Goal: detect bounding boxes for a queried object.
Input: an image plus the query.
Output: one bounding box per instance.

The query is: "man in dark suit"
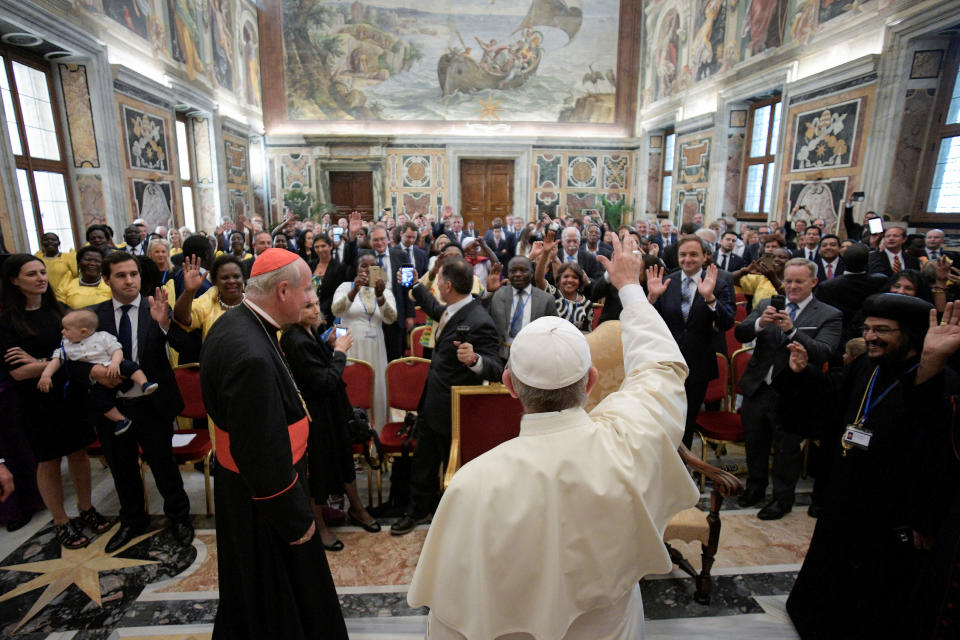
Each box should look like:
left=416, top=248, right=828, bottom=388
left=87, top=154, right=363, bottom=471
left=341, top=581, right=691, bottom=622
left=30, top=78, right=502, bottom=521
left=660, top=222, right=696, bottom=271
left=557, top=226, right=603, bottom=280
left=651, top=220, right=678, bottom=252
left=240, top=230, right=273, bottom=279
left=485, top=256, right=557, bottom=360
left=366, top=224, right=412, bottom=361
left=483, top=218, right=514, bottom=264
left=716, top=231, right=747, bottom=273
left=648, top=237, right=736, bottom=447
left=814, top=234, right=845, bottom=283
left=583, top=223, right=613, bottom=259
left=793, top=226, right=822, bottom=261
left=90, top=252, right=192, bottom=552
left=815, top=243, right=887, bottom=346
left=742, top=225, right=771, bottom=263
left=868, top=226, right=919, bottom=276
left=734, top=257, right=842, bottom=520
left=391, top=258, right=504, bottom=535
left=444, top=215, right=469, bottom=246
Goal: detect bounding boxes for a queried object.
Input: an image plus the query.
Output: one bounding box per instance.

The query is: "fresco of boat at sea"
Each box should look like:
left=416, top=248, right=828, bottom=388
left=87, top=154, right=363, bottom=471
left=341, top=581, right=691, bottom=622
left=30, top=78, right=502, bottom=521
left=437, top=0, right=582, bottom=96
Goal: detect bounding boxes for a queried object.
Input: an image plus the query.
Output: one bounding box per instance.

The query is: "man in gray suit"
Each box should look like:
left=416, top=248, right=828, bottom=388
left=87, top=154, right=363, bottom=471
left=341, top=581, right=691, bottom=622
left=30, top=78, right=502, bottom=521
left=486, top=256, right=557, bottom=360
left=734, top=258, right=842, bottom=520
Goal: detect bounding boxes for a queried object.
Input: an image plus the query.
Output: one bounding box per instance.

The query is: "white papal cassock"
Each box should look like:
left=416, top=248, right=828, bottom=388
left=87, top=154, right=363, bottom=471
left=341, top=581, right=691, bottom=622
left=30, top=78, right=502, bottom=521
left=407, top=284, right=700, bottom=639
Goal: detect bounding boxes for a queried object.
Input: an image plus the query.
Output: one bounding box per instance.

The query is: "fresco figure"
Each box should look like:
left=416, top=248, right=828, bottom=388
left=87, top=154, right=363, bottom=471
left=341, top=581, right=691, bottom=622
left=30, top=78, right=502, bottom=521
left=211, top=0, right=235, bottom=91
left=655, top=9, right=680, bottom=100
left=741, top=0, right=787, bottom=57
left=168, top=0, right=205, bottom=81
left=243, top=23, right=262, bottom=107
left=103, top=0, right=149, bottom=39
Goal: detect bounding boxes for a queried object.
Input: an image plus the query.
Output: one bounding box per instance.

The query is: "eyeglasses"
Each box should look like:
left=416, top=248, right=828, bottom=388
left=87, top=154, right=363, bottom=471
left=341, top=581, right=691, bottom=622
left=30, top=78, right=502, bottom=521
left=860, top=325, right=900, bottom=338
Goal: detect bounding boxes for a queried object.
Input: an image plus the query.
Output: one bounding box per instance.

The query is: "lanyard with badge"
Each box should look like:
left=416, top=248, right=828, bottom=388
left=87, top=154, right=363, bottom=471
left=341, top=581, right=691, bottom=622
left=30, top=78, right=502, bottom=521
left=353, top=283, right=380, bottom=340
left=842, top=363, right=920, bottom=454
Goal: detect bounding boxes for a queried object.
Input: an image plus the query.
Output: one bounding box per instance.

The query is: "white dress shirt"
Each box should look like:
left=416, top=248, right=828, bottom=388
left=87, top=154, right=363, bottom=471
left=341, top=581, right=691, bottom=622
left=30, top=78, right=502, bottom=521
left=756, top=293, right=814, bottom=384
left=884, top=248, right=906, bottom=270
left=56, top=331, right=123, bottom=366
left=821, top=258, right=839, bottom=279
left=112, top=296, right=142, bottom=362
left=432, top=291, right=484, bottom=375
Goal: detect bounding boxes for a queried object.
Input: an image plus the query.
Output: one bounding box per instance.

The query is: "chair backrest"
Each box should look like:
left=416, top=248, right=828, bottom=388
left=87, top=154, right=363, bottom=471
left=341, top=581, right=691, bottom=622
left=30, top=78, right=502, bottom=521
left=344, top=358, right=376, bottom=424
left=735, top=301, right=748, bottom=322
left=704, top=353, right=730, bottom=405
left=173, top=364, right=207, bottom=420
left=444, top=384, right=524, bottom=488
left=731, top=347, right=754, bottom=395
left=386, top=357, right=431, bottom=412
left=414, top=306, right=427, bottom=325
left=725, top=326, right=741, bottom=358
left=410, top=326, right=427, bottom=358
left=592, top=303, right=603, bottom=330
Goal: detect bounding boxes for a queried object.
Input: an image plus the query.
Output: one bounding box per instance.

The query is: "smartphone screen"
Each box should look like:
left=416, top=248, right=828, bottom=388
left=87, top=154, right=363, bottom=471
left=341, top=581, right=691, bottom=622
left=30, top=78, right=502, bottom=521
left=867, top=218, right=883, bottom=234
left=401, top=266, right=415, bottom=287
left=335, top=327, right=348, bottom=337
left=332, top=227, right=343, bottom=240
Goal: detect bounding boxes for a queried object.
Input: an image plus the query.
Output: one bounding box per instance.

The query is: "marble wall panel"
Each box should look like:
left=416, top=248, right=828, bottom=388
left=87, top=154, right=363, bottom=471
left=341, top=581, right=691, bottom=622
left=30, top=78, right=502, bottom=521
left=59, top=64, right=100, bottom=168
left=886, top=88, right=937, bottom=218
left=723, top=133, right=744, bottom=216
left=76, top=174, right=107, bottom=227
left=192, top=118, right=213, bottom=184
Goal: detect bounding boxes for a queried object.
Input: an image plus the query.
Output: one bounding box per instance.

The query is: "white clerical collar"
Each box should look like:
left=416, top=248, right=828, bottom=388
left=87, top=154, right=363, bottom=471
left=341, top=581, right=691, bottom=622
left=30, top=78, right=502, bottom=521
left=243, top=298, right=281, bottom=328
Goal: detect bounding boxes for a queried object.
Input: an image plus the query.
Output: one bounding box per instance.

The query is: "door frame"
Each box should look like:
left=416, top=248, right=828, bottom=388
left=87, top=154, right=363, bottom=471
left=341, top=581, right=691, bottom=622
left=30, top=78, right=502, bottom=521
left=448, top=145, right=529, bottom=222
left=316, top=160, right=384, bottom=219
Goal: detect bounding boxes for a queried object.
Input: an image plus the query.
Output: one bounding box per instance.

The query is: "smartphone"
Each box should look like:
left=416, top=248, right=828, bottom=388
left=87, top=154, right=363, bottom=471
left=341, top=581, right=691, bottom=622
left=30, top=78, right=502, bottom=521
left=852, top=191, right=865, bottom=202
left=400, top=266, right=415, bottom=287
left=335, top=326, right=348, bottom=338
left=455, top=325, right=470, bottom=344
left=770, top=294, right=786, bottom=312
left=367, top=265, right=385, bottom=284
left=867, top=218, right=883, bottom=234
left=332, top=227, right=344, bottom=240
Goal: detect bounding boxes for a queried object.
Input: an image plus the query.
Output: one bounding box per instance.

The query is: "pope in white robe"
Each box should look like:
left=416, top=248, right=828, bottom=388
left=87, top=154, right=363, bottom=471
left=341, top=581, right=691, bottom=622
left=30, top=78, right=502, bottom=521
left=407, top=237, right=700, bottom=639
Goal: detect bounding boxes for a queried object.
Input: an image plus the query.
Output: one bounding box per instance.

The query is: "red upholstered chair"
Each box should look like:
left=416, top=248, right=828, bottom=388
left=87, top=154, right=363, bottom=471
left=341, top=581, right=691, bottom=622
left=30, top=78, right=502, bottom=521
left=734, top=301, right=748, bottom=323
left=725, top=326, right=742, bottom=359
left=693, top=347, right=753, bottom=489
left=591, top=303, right=604, bottom=330
left=703, top=353, right=730, bottom=410
left=171, top=364, right=214, bottom=514
left=343, top=358, right=377, bottom=504
left=443, top=384, right=524, bottom=489
left=414, top=306, right=428, bottom=326
left=410, top=326, right=428, bottom=359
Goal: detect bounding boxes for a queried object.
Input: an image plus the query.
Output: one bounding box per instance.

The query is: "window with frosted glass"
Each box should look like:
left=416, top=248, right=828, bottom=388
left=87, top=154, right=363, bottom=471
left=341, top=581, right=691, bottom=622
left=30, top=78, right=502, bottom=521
left=741, top=97, right=782, bottom=217
left=177, top=114, right=196, bottom=231
left=1, top=50, right=77, bottom=250
left=659, top=131, right=675, bottom=215
left=922, top=42, right=960, bottom=220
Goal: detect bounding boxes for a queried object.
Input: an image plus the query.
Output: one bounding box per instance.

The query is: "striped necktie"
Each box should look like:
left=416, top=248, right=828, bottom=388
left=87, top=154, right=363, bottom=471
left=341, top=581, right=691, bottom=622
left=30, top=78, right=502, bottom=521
left=681, top=277, right=694, bottom=321
left=892, top=255, right=901, bottom=274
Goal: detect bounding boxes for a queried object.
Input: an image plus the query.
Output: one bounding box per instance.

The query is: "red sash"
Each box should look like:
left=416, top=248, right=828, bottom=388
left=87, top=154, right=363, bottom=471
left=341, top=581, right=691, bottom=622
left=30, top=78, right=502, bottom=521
left=214, top=416, right=309, bottom=476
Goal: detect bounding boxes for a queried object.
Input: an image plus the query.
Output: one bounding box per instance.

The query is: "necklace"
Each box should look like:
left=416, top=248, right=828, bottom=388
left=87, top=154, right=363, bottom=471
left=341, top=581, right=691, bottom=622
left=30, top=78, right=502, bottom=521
left=79, top=277, right=102, bottom=287
left=219, top=294, right=244, bottom=310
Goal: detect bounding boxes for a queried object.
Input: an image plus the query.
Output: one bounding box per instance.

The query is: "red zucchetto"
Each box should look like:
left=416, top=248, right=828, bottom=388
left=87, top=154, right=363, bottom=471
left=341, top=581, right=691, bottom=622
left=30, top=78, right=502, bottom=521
left=249, top=248, right=298, bottom=278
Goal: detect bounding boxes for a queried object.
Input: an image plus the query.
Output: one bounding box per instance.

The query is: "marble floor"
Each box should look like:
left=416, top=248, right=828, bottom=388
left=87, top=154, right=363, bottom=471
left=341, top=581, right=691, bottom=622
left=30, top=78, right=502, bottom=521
left=0, top=444, right=811, bottom=639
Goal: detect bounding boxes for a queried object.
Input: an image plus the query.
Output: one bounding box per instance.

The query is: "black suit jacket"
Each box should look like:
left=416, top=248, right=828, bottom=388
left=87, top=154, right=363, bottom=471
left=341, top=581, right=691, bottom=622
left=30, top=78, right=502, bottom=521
left=653, top=271, right=736, bottom=380
left=742, top=242, right=762, bottom=263
left=411, top=285, right=504, bottom=435
left=715, top=251, right=746, bottom=273
left=868, top=250, right=920, bottom=277
left=734, top=297, right=842, bottom=398
left=316, top=259, right=349, bottom=325
left=814, top=271, right=888, bottom=344
left=92, top=297, right=183, bottom=420
left=793, top=247, right=820, bottom=261
left=814, top=256, right=846, bottom=283
left=483, top=230, right=514, bottom=263
left=564, top=248, right=603, bottom=280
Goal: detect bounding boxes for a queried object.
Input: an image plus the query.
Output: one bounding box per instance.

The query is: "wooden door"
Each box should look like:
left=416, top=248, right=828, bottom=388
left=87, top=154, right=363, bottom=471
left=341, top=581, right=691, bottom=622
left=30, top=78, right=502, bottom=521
left=329, top=171, right=373, bottom=219
left=459, top=159, right=513, bottom=232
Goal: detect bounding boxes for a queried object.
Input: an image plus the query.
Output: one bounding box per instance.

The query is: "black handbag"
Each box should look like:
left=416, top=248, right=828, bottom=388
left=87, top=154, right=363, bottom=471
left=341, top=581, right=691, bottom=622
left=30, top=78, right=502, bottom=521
left=347, top=408, right=384, bottom=471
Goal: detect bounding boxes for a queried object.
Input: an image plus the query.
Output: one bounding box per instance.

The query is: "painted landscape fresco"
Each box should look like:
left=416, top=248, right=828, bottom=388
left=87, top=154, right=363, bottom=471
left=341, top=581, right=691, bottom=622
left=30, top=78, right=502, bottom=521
left=281, top=0, right=620, bottom=123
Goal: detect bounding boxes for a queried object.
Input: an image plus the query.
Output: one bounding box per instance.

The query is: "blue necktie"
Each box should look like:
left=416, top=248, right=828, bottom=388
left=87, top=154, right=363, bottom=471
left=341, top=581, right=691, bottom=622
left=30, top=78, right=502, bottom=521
left=377, top=253, right=385, bottom=268
left=509, top=291, right=526, bottom=338
left=118, top=304, right=133, bottom=362
left=681, top=277, right=694, bottom=321
left=788, top=302, right=799, bottom=323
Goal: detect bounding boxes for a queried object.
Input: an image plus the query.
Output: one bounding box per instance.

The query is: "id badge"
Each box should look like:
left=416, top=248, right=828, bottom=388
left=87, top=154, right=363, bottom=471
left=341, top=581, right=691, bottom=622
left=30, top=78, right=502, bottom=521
left=842, top=425, right=872, bottom=450
left=364, top=328, right=378, bottom=339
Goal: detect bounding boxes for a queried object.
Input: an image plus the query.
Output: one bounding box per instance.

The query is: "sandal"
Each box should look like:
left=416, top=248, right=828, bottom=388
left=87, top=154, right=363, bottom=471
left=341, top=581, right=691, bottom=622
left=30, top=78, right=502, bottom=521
left=78, top=507, right=114, bottom=534
left=55, top=521, right=90, bottom=549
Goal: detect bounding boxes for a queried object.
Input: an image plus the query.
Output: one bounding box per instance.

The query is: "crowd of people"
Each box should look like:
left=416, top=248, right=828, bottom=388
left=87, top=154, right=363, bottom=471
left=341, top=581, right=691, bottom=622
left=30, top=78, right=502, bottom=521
left=1, top=202, right=960, bottom=638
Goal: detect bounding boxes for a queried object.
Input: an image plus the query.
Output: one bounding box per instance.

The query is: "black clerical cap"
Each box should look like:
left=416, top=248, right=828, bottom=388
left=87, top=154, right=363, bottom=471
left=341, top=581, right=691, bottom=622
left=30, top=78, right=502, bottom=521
left=862, top=293, right=934, bottom=331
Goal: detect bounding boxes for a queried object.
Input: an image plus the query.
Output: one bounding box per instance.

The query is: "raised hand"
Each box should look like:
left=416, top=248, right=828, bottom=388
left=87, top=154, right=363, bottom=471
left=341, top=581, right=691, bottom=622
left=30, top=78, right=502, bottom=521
left=698, top=264, right=718, bottom=300
left=597, top=234, right=641, bottom=290
left=787, top=341, right=808, bottom=373
left=182, top=255, right=205, bottom=293
left=529, top=240, right=544, bottom=261
left=149, top=286, right=171, bottom=331
left=487, top=262, right=503, bottom=292
left=645, top=265, right=669, bottom=300
left=541, top=230, right=558, bottom=256
left=374, top=277, right=386, bottom=298
left=923, top=301, right=960, bottom=360
left=349, top=211, right=363, bottom=237
left=934, top=256, right=952, bottom=285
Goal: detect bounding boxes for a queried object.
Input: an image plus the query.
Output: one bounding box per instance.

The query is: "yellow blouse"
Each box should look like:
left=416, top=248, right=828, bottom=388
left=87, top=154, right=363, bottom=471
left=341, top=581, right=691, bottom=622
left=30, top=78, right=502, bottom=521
left=736, top=274, right=779, bottom=305
left=175, top=286, right=232, bottom=340
left=55, top=278, right=112, bottom=309
left=35, top=250, right=77, bottom=294
left=171, top=247, right=183, bottom=256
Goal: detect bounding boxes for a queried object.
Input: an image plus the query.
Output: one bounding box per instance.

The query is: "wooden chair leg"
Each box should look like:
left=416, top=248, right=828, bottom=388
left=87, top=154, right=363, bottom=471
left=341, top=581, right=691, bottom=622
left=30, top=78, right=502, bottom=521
left=695, top=491, right=724, bottom=604
left=665, top=542, right=698, bottom=580
left=204, top=452, right=213, bottom=515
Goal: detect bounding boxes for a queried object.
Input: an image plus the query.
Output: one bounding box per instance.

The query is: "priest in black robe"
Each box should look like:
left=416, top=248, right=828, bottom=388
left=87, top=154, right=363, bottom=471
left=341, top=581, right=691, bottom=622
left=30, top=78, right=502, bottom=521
left=776, top=294, right=960, bottom=639
left=200, top=249, right=348, bottom=640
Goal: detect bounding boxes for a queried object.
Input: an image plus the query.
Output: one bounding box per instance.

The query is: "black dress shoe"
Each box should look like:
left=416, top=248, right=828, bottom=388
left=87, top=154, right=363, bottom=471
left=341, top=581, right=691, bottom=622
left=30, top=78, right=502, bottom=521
left=390, top=514, right=430, bottom=536
left=105, top=521, right=150, bottom=553
left=807, top=504, right=823, bottom=518
left=737, top=488, right=765, bottom=508
left=171, top=520, right=194, bottom=547
left=758, top=499, right=793, bottom=521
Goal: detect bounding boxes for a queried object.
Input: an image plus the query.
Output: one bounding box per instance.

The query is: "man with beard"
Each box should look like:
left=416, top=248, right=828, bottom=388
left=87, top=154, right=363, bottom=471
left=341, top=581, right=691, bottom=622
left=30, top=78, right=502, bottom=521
left=778, top=294, right=960, bottom=639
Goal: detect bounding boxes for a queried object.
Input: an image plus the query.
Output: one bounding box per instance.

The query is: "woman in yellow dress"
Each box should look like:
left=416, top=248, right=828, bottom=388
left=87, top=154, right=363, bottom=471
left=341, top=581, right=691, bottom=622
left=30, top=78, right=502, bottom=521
left=168, top=227, right=184, bottom=257
left=173, top=254, right=245, bottom=341
left=35, top=232, right=76, bottom=294
left=55, top=246, right=111, bottom=309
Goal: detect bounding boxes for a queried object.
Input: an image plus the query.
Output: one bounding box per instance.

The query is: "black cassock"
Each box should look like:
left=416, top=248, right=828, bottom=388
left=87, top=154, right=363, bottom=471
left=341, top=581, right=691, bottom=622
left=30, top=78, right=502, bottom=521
left=775, top=354, right=956, bottom=639
left=200, top=304, right=348, bottom=640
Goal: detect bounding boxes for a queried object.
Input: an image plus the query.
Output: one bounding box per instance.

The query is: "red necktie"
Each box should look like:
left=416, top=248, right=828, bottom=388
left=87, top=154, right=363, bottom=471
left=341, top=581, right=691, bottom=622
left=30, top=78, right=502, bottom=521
left=892, top=255, right=901, bottom=274
left=826, top=264, right=833, bottom=279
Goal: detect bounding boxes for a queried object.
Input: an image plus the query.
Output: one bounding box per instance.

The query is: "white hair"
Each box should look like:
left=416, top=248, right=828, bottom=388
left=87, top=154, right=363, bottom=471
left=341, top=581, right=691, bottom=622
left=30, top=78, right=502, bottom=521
left=695, top=228, right=717, bottom=244
left=562, top=226, right=581, bottom=241
left=245, top=261, right=303, bottom=298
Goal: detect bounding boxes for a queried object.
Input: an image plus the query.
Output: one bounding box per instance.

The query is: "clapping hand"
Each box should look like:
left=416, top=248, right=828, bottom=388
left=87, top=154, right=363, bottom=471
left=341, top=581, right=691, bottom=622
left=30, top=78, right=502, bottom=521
left=149, top=286, right=171, bottom=331
left=787, top=341, right=808, bottom=373
left=698, top=264, right=718, bottom=300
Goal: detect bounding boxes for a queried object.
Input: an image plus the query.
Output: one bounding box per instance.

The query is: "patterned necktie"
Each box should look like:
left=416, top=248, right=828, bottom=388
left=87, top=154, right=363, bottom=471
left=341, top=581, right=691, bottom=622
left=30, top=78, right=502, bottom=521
left=892, top=255, right=901, bottom=274
left=681, top=277, right=694, bottom=321
left=509, top=291, right=526, bottom=338
left=788, top=302, right=799, bottom=323
left=826, top=263, right=834, bottom=279
left=118, top=304, right=133, bottom=361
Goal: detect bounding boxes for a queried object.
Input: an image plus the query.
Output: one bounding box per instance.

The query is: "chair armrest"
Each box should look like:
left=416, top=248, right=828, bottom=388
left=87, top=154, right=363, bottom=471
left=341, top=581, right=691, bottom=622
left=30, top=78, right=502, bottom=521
left=677, top=444, right=744, bottom=500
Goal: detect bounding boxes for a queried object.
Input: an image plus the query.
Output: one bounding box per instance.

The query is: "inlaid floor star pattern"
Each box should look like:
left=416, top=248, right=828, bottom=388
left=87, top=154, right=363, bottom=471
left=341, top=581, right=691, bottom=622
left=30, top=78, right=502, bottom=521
left=0, top=523, right=160, bottom=632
